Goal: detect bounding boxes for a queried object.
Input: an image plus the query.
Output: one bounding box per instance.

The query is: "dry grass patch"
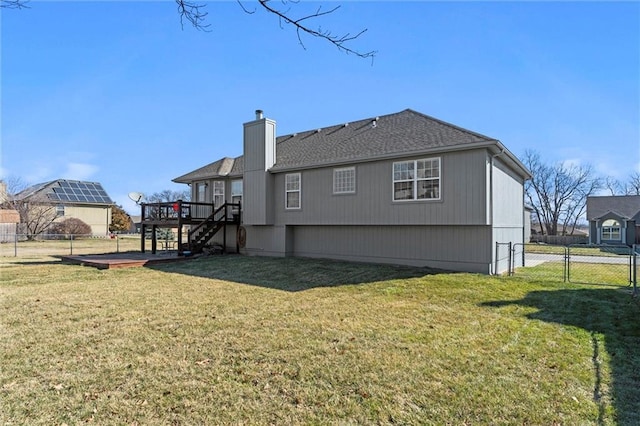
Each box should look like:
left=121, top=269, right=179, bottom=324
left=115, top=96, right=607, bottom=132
left=1, top=255, right=639, bottom=424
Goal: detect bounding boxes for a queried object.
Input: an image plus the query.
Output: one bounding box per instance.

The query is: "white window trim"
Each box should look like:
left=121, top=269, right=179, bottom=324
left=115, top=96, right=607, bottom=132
left=285, top=173, right=301, bottom=210
left=333, top=166, right=356, bottom=194
left=392, top=157, right=441, bottom=202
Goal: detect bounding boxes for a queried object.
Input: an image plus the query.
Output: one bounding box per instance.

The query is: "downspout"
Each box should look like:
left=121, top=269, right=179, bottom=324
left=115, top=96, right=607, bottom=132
left=489, top=147, right=505, bottom=274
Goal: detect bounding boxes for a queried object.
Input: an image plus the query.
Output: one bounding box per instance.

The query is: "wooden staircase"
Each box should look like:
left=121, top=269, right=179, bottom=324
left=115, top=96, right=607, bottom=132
left=187, top=203, right=239, bottom=254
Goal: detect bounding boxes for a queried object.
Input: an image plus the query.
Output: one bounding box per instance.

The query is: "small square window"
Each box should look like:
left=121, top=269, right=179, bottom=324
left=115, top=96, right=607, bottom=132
left=333, top=167, right=356, bottom=194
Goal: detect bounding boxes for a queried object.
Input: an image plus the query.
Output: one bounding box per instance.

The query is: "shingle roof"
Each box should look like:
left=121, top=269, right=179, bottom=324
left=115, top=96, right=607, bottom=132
left=587, top=195, right=640, bottom=221
left=173, top=156, right=243, bottom=183
left=270, top=109, right=496, bottom=171
left=14, top=180, right=113, bottom=205
left=173, top=109, right=529, bottom=182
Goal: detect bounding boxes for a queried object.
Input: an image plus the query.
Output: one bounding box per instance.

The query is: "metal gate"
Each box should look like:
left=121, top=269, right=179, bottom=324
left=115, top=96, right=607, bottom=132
left=507, top=243, right=638, bottom=295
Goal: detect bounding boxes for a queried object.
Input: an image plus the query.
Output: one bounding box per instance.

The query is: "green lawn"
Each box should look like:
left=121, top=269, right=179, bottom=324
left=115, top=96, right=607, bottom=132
left=1, top=255, right=639, bottom=425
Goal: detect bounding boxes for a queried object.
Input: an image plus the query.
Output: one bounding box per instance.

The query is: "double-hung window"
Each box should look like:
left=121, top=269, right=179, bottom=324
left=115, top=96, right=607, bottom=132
left=231, top=180, right=243, bottom=205
left=285, top=173, right=301, bottom=209
left=393, top=157, right=440, bottom=201
left=333, top=167, right=356, bottom=194
left=196, top=182, right=206, bottom=202
left=213, top=181, right=225, bottom=208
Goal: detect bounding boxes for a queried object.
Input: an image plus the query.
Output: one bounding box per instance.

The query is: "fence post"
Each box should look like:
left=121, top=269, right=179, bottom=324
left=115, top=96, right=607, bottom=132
left=564, top=246, right=569, bottom=283
left=508, top=241, right=514, bottom=276
left=14, top=233, right=18, bottom=257
left=633, top=245, right=638, bottom=297
left=70, top=234, right=73, bottom=255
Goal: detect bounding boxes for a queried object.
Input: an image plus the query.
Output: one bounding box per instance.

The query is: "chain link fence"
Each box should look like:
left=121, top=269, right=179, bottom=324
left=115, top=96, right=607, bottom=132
left=508, top=243, right=638, bottom=292
left=0, top=234, right=147, bottom=257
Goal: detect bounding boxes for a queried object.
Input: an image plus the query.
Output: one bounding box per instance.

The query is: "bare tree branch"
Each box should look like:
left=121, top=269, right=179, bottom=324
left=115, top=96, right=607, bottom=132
left=175, top=0, right=211, bottom=31
left=235, top=0, right=256, bottom=15
left=256, top=0, right=377, bottom=61
left=0, top=0, right=29, bottom=9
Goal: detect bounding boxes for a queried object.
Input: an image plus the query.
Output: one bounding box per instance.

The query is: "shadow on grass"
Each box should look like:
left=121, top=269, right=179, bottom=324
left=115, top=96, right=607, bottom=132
left=146, top=254, right=446, bottom=292
left=482, top=288, right=640, bottom=425
left=0, top=257, right=66, bottom=267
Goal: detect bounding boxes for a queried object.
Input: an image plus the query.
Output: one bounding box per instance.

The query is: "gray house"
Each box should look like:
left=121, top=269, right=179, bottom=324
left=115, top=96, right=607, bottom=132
left=587, top=195, right=640, bottom=246
left=173, top=109, right=531, bottom=274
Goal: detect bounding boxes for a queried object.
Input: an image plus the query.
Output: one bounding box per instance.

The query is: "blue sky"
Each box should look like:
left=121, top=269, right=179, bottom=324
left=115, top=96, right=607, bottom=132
left=2, top=1, right=639, bottom=214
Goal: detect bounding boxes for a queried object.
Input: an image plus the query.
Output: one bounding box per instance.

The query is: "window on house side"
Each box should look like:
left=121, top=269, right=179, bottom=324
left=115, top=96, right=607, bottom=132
left=285, top=173, right=301, bottom=209
left=56, top=204, right=65, bottom=217
left=213, top=181, right=225, bottom=208
left=393, top=158, right=440, bottom=201
left=333, top=167, right=356, bottom=194
left=231, top=180, right=243, bottom=205
left=196, top=182, right=206, bottom=202
left=601, top=219, right=621, bottom=240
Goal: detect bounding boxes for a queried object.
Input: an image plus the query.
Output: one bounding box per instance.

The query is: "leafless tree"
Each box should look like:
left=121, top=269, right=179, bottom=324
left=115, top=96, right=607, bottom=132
left=4, top=0, right=376, bottom=60
left=147, top=189, right=191, bottom=203
left=1, top=177, right=60, bottom=240
left=625, top=171, right=640, bottom=195
left=604, top=176, right=623, bottom=196
left=602, top=172, right=640, bottom=196
left=523, top=150, right=602, bottom=236
left=13, top=195, right=59, bottom=240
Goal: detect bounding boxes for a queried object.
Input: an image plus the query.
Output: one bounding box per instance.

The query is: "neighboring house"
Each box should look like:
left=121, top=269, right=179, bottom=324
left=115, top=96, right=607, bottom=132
left=173, top=109, right=531, bottom=274
left=130, top=215, right=142, bottom=233
left=0, top=209, right=20, bottom=242
left=587, top=195, right=640, bottom=245
left=13, top=179, right=114, bottom=236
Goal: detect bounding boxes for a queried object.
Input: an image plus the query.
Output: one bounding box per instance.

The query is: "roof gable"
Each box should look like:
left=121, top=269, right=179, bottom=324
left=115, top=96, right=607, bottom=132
left=174, top=157, right=242, bottom=183
left=587, top=195, right=640, bottom=221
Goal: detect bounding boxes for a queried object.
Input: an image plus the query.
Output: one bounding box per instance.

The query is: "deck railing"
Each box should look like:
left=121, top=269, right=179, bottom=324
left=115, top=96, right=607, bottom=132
left=141, top=200, right=236, bottom=222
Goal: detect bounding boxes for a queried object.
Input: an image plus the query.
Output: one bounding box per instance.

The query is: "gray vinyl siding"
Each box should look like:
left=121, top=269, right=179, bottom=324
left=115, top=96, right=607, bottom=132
left=490, top=157, right=526, bottom=273
left=272, top=149, right=489, bottom=226
left=243, top=225, right=293, bottom=257
left=491, top=157, right=525, bottom=227
left=243, top=118, right=276, bottom=225
left=246, top=224, right=492, bottom=273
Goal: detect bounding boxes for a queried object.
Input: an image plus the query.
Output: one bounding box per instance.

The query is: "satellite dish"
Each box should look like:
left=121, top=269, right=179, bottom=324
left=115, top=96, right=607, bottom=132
left=128, top=191, right=145, bottom=205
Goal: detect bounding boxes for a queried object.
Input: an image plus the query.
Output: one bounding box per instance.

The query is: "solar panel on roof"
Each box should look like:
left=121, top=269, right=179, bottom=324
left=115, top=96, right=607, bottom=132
left=45, top=181, right=113, bottom=204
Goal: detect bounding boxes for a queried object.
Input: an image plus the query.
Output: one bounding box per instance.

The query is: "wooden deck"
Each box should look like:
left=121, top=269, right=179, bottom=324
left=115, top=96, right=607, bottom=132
left=62, top=251, right=192, bottom=270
